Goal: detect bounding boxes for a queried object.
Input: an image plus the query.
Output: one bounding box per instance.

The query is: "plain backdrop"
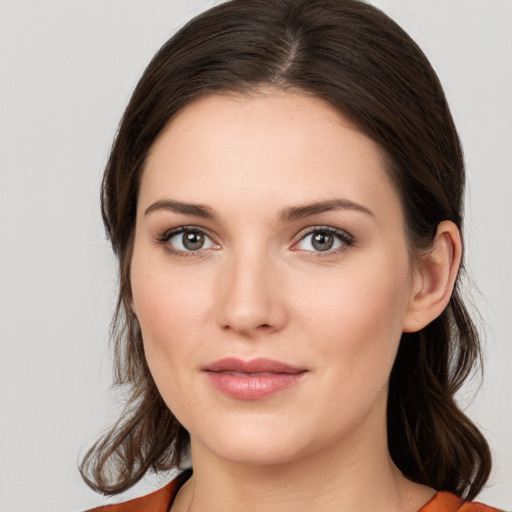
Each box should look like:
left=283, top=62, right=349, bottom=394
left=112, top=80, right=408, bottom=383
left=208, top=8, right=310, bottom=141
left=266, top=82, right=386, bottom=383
left=0, top=1, right=511, bottom=511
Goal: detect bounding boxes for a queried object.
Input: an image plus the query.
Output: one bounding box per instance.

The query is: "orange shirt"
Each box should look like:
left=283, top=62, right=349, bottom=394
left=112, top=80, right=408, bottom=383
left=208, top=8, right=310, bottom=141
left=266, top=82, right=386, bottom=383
left=85, top=472, right=504, bottom=512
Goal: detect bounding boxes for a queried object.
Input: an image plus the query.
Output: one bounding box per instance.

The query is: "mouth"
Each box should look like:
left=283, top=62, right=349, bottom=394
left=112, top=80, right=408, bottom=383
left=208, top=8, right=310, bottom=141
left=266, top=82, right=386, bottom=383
left=202, top=358, right=308, bottom=400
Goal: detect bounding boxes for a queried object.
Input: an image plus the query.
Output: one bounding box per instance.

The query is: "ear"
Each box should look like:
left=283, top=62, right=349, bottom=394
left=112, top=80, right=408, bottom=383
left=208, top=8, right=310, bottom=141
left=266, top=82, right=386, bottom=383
left=402, top=220, right=462, bottom=333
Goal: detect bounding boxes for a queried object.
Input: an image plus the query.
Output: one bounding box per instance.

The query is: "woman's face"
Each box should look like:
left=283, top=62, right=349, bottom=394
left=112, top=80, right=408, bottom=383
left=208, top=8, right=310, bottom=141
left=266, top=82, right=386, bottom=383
left=131, top=91, right=420, bottom=466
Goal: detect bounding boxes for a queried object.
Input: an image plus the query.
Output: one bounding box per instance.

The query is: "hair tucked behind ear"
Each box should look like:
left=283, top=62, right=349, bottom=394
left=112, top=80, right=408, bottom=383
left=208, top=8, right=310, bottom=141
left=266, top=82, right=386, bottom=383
left=80, top=0, right=491, bottom=498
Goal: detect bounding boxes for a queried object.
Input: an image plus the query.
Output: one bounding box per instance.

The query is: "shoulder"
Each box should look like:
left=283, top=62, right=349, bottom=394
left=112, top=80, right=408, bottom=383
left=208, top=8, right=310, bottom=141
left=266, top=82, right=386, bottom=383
left=419, top=491, right=505, bottom=512
left=84, top=470, right=192, bottom=512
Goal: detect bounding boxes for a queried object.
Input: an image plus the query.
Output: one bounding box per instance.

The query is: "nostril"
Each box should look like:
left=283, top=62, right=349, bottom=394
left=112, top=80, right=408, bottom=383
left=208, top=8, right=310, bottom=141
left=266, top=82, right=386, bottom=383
left=222, top=322, right=275, bottom=335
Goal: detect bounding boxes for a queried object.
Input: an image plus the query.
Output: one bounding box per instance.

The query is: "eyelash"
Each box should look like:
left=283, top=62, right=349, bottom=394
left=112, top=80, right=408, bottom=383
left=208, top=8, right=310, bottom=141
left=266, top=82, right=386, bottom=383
left=157, top=226, right=219, bottom=258
left=293, top=226, right=354, bottom=257
left=156, top=225, right=355, bottom=258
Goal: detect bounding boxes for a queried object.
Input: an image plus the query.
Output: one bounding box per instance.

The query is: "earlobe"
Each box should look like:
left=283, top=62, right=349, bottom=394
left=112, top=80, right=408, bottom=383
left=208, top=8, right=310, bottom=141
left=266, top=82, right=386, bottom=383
left=402, top=221, right=462, bottom=333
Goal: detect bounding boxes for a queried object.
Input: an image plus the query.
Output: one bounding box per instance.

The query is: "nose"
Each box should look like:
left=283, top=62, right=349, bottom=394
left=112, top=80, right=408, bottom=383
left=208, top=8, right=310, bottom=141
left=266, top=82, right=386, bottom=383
left=216, top=248, right=287, bottom=336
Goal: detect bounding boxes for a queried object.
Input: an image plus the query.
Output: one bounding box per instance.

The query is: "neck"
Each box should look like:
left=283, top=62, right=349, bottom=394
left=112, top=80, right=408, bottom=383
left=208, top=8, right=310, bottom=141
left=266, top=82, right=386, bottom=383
left=172, top=402, right=435, bottom=512
left=186, top=448, right=404, bottom=512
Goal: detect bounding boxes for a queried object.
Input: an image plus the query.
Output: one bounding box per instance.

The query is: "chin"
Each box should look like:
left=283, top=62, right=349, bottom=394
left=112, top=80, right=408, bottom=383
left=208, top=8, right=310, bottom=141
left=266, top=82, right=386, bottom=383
left=190, top=415, right=313, bottom=467
left=210, top=439, right=305, bottom=467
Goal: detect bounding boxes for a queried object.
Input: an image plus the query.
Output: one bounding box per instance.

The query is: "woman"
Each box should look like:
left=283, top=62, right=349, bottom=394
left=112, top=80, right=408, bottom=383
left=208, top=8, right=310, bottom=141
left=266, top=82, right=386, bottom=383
left=81, top=0, right=503, bottom=510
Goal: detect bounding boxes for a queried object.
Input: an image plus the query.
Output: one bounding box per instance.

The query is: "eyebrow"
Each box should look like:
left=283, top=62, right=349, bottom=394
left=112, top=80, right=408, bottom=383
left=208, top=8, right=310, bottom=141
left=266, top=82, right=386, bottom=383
left=144, top=198, right=373, bottom=222
left=144, top=199, right=218, bottom=220
left=278, top=198, right=374, bottom=222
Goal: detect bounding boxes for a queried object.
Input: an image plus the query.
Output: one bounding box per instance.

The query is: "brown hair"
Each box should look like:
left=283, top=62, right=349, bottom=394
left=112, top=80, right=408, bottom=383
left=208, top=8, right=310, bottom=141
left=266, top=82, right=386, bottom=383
left=80, top=0, right=492, bottom=499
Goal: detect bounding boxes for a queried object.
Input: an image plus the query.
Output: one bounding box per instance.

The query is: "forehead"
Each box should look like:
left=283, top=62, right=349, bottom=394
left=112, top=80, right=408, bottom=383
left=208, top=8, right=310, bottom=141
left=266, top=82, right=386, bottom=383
left=140, top=91, right=400, bottom=223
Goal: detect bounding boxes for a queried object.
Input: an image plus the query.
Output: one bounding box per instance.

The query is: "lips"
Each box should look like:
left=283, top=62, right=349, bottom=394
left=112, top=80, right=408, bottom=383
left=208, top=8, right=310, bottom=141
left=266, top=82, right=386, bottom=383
left=202, top=358, right=307, bottom=400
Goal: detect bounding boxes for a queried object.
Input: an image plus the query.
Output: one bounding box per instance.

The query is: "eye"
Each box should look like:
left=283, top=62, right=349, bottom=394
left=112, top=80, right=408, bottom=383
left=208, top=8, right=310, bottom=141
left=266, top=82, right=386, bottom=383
left=160, top=227, right=219, bottom=253
left=293, top=227, right=353, bottom=253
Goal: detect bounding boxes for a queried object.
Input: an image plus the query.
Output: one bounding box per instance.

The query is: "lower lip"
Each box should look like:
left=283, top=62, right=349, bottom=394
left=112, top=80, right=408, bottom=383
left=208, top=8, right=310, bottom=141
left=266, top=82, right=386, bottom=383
left=204, top=371, right=306, bottom=400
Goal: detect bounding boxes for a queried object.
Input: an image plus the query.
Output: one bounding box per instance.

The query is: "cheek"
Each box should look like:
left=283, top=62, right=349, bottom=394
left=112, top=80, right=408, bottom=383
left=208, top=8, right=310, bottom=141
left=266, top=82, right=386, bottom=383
left=298, top=252, right=412, bottom=386
left=133, top=292, right=196, bottom=424
left=133, top=264, right=243, bottom=437
left=131, top=237, right=211, bottom=333
left=130, top=248, right=215, bottom=404
left=300, top=254, right=410, bottom=332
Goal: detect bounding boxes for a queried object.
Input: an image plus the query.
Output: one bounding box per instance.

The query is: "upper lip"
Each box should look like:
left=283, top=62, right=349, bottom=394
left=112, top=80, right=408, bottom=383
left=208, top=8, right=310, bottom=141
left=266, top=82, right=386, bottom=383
left=202, top=357, right=306, bottom=374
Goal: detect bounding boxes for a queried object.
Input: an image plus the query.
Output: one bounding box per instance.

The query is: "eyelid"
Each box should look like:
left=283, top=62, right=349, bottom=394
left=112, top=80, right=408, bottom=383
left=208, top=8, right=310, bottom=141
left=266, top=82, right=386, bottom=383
left=291, top=225, right=354, bottom=253
left=155, top=224, right=353, bottom=256
left=157, top=225, right=221, bottom=254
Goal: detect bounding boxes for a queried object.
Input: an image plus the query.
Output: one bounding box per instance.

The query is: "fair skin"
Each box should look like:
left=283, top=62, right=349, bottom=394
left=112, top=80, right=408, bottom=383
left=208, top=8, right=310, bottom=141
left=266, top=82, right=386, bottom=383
left=130, top=90, right=461, bottom=512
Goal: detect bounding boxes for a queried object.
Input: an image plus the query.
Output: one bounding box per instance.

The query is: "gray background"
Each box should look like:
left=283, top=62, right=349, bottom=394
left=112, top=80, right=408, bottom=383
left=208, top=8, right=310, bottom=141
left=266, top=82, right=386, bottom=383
left=0, top=1, right=510, bottom=511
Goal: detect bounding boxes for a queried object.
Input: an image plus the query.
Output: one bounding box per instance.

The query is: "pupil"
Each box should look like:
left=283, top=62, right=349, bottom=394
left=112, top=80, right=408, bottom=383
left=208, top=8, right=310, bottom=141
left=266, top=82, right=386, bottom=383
left=312, top=232, right=333, bottom=251
left=183, top=231, right=204, bottom=250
